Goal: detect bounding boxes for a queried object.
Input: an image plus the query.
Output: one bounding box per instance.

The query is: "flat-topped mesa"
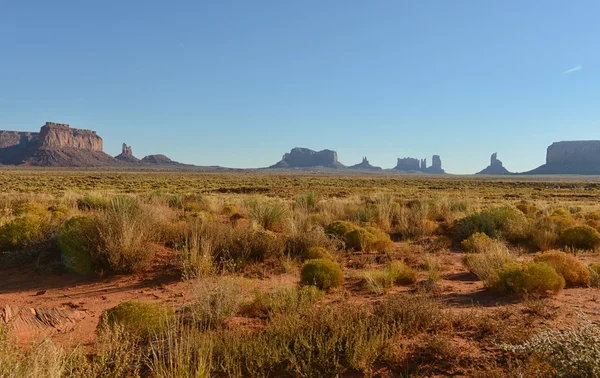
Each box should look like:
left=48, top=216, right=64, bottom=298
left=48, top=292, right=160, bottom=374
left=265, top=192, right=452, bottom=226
left=38, top=122, right=103, bottom=151
left=270, top=147, right=345, bottom=168
left=0, top=131, right=39, bottom=149
left=394, top=157, right=420, bottom=171
left=524, top=140, right=600, bottom=174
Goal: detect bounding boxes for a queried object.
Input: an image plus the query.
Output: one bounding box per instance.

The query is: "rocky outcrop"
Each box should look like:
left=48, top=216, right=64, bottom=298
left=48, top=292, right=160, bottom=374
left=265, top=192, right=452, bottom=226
left=141, top=154, right=187, bottom=166
left=270, top=147, right=345, bottom=168
left=477, top=153, right=512, bottom=175
left=349, top=157, right=382, bottom=170
left=115, top=143, right=140, bottom=162
left=0, top=122, right=118, bottom=166
left=524, top=141, right=600, bottom=174
left=394, top=155, right=445, bottom=174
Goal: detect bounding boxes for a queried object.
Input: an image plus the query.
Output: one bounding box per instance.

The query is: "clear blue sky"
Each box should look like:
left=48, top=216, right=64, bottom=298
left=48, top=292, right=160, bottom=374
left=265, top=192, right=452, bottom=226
left=1, top=1, right=598, bottom=173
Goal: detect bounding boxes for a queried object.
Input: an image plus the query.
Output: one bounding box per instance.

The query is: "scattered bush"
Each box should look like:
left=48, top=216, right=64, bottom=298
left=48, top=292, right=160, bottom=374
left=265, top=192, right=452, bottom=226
left=304, top=246, right=332, bottom=260
left=295, top=191, right=320, bottom=212
left=488, top=262, right=565, bottom=296
left=559, top=225, right=600, bottom=251
left=58, top=216, right=96, bottom=275
left=461, top=232, right=494, bottom=252
left=533, top=250, right=590, bottom=287
left=516, top=203, right=539, bottom=217
left=192, top=277, right=248, bottom=328
left=0, top=216, right=47, bottom=251
left=325, top=220, right=357, bottom=239
left=300, top=258, right=343, bottom=290
left=376, top=294, right=448, bottom=334
left=244, top=286, right=324, bottom=318
left=99, top=300, right=174, bottom=338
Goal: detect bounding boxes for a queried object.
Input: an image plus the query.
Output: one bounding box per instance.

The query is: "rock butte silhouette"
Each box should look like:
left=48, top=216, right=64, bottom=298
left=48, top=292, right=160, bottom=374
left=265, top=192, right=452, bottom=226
left=2, top=122, right=600, bottom=174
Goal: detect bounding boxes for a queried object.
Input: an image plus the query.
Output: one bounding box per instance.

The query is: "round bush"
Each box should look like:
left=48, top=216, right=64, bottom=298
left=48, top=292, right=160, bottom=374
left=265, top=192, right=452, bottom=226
left=559, top=226, right=600, bottom=250
left=454, top=206, right=528, bottom=242
left=461, top=232, right=494, bottom=252
left=0, top=216, right=46, bottom=251
left=489, top=262, right=565, bottom=296
left=588, top=263, right=600, bottom=287
left=304, top=247, right=331, bottom=260
left=98, top=300, right=174, bottom=338
left=300, top=259, right=343, bottom=290
left=534, top=250, right=590, bottom=287
left=325, top=221, right=357, bottom=239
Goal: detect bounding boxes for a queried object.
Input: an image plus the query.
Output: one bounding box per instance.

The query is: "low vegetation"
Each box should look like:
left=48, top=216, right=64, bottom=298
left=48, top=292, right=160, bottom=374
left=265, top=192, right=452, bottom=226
left=2, top=171, right=600, bottom=376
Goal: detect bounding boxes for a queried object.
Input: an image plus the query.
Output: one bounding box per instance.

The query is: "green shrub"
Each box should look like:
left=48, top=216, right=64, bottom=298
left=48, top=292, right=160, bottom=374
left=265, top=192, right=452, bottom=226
left=488, top=262, right=565, bottom=296
left=300, top=259, right=343, bottom=290
left=454, top=206, right=528, bottom=242
left=99, top=300, right=174, bottom=338
left=304, top=246, right=331, bottom=260
left=559, top=225, right=600, bottom=250
left=376, top=294, right=448, bottom=334
left=346, top=226, right=393, bottom=252
left=14, top=202, right=49, bottom=218
left=0, top=216, right=46, bottom=251
left=325, top=220, right=357, bottom=238
left=533, top=250, right=590, bottom=287
left=58, top=216, right=96, bottom=275
left=516, top=203, right=539, bottom=217
left=587, top=263, right=600, bottom=288
left=461, top=232, right=494, bottom=252
left=77, top=194, right=110, bottom=211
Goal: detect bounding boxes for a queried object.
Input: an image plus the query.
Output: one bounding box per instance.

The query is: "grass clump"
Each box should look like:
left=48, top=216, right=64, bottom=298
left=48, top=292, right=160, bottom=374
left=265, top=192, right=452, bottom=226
left=300, top=258, right=344, bottom=290
left=488, top=262, right=565, bottom=296
left=99, top=300, right=174, bottom=338
left=361, top=261, right=416, bottom=293
left=533, top=250, right=590, bottom=287
left=326, top=220, right=393, bottom=252
left=376, top=294, right=448, bottom=334
left=245, top=198, right=286, bottom=231
left=58, top=216, right=96, bottom=274
left=77, top=194, right=110, bottom=211
left=463, top=242, right=514, bottom=284
left=245, top=286, right=324, bottom=318
left=461, top=232, right=494, bottom=252
left=559, top=225, right=600, bottom=251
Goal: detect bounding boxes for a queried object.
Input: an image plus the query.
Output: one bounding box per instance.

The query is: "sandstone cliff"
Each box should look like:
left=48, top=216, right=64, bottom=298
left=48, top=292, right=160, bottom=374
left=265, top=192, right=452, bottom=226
left=477, top=153, right=512, bottom=175
left=270, top=147, right=345, bottom=168
left=525, top=141, right=600, bottom=174
left=141, top=154, right=187, bottom=166
left=0, top=122, right=117, bottom=166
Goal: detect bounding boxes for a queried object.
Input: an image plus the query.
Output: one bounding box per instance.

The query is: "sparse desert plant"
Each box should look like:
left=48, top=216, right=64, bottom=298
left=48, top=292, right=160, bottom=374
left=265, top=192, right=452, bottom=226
left=192, top=277, right=249, bottom=328
left=284, top=227, right=338, bottom=260
left=424, top=253, right=444, bottom=282
left=488, top=262, right=565, bottom=296
left=588, top=263, right=600, bottom=287
left=245, top=198, right=286, bottom=231
left=346, top=226, right=394, bottom=252
left=501, top=316, right=600, bottom=378
left=99, top=300, right=174, bottom=338
left=300, top=258, right=344, bottom=290
left=516, top=203, right=540, bottom=217
left=376, top=294, right=448, bottom=334
left=325, top=220, right=357, bottom=239
left=0, top=215, right=47, bottom=251
left=463, top=242, right=514, bottom=284
left=77, top=193, right=110, bottom=211
left=304, top=246, right=332, bottom=260
left=559, top=225, right=600, bottom=251
left=58, top=216, right=96, bottom=274
left=461, top=232, right=494, bottom=252
left=533, top=250, right=590, bottom=287
left=244, top=285, right=324, bottom=318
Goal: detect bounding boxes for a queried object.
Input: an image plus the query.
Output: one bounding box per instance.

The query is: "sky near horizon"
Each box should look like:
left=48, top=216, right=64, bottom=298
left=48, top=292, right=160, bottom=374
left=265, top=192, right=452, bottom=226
left=1, top=1, right=598, bottom=173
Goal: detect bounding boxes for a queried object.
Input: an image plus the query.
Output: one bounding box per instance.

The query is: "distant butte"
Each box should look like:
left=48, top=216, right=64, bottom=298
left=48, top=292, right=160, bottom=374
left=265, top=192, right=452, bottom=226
left=524, top=141, right=600, bottom=175
left=349, top=157, right=382, bottom=170
left=476, top=153, right=512, bottom=175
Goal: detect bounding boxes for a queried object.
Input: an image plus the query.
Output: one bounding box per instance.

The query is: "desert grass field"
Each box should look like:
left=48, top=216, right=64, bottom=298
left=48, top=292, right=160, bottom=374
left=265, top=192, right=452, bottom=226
left=1, top=170, right=600, bottom=377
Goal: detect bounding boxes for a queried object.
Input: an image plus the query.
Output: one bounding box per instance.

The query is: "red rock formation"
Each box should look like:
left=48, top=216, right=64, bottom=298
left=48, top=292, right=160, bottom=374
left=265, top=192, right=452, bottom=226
left=38, top=122, right=103, bottom=151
